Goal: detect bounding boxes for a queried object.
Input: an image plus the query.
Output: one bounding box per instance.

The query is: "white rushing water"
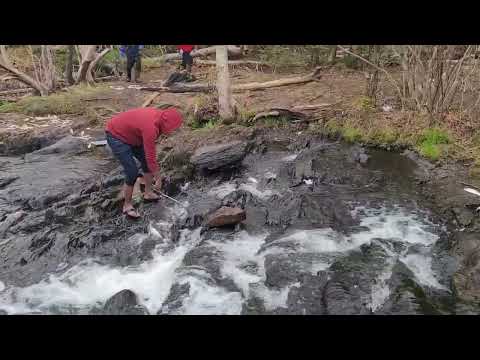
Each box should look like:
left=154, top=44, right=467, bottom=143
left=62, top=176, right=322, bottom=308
left=0, top=195, right=447, bottom=315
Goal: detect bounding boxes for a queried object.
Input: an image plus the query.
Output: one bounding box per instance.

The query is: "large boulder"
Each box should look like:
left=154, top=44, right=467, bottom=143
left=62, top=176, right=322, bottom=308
left=103, top=289, right=148, bottom=315
left=190, top=141, right=250, bottom=172
left=24, top=135, right=87, bottom=160
left=206, top=207, right=246, bottom=228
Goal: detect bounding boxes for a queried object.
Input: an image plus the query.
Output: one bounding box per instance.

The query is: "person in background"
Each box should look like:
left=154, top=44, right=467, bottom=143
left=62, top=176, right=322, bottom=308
left=105, top=106, right=183, bottom=219
left=120, top=45, right=144, bottom=82
left=177, top=45, right=195, bottom=74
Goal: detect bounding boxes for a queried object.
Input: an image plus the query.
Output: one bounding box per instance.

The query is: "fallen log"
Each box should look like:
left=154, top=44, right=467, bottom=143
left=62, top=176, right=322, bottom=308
left=0, top=88, right=34, bottom=96
left=233, top=67, right=322, bottom=91
left=251, top=102, right=338, bottom=122
left=153, top=46, right=242, bottom=63
left=252, top=109, right=307, bottom=122
left=140, top=83, right=214, bottom=93
left=181, top=59, right=269, bottom=69
left=140, top=67, right=323, bottom=94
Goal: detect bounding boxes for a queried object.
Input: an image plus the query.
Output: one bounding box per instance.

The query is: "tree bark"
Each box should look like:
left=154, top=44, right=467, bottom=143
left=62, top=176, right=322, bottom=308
left=65, top=45, right=75, bottom=85
left=86, top=47, right=112, bottom=83
left=328, top=45, right=337, bottom=64
left=76, top=45, right=96, bottom=84
left=216, top=46, right=234, bottom=121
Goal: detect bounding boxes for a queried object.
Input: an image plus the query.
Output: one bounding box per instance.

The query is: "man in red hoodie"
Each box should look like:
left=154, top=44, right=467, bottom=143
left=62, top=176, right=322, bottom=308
left=105, top=107, right=183, bottom=218
left=177, top=45, right=195, bottom=74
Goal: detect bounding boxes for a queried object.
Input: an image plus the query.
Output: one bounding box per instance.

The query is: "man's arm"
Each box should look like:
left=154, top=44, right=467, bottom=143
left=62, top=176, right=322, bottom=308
left=141, top=127, right=159, bottom=176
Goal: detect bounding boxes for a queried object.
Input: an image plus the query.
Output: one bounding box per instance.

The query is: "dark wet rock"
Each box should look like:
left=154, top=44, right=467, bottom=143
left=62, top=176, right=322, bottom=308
left=378, top=261, right=452, bottom=315
left=263, top=252, right=333, bottom=289
left=101, top=174, right=124, bottom=189
left=242, top=295, right=267, bottom=315
left=206, top=207, right=246, bottom=228
left=451, top=231, right=480, bottom=302
left=158, top=282, right=191, bottom=314
left=24, top=136, right=87, bottom=161
left=27, top=191, right=70, bottom=211
left=264, top=254, right=301, bottom=288
left=67, top=228, right=116, bottom=250
left=191, top=141, right=250, bottom=172
left=0, top=176, right=18, bottom=189
left=103, top=289, right=148, bottom=315
left=182, top=246, right=222, bottom=280
left=163, top=171, right=192, bottom=197
left=0, top=211, right=26, bottom=237
left=286, top=273, right=329, bottom=315
left=352, top=146, right=369, bottom=164
left=452, top=207, right=474, bottom=227
left=324, top=243, right=390, bottom=314
left=136, top=238, right=157, bottom=261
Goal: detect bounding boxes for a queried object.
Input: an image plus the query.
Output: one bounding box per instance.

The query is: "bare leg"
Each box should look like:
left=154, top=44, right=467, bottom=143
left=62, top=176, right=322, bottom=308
left=143, top=173, right=160, bottom=200
left=123, top=184, right=140, bottom=217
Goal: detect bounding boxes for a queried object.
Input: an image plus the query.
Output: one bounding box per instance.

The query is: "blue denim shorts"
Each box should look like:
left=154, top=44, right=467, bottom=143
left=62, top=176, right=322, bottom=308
left=106, top=132, right=149, bottom=186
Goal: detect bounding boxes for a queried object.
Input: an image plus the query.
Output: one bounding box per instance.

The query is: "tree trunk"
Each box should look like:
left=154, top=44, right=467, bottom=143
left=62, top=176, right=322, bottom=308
left=328, top=45, right=337, bottom=64
left=86, top=47, right=112, bottom=83
left=216, top=45, right=234, bottom=122
left=76, top=45, right=96, bottom=84
left=65, top=45, right=75, bottom=85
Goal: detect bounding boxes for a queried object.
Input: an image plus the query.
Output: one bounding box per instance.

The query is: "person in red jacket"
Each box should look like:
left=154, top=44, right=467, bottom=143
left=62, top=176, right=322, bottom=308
left=177, top=45, right=195, bottom=74
left=105, top=107, right=183, bottom=218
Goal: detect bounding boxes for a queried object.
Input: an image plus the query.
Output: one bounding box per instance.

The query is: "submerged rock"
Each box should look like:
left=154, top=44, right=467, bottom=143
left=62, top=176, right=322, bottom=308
left=103, top=289, right=148, bottom=315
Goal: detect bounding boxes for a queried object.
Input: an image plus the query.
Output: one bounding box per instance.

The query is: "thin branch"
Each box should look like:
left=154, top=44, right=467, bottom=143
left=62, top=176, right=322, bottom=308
left=337, top=45, right=403, bottom=101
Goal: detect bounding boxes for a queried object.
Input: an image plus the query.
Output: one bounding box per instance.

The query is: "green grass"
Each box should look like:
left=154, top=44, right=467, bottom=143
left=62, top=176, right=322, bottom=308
left=342, top=126, right=363, bottom=143
left=354, top=96, right=375, bottom=112
left=0, top=85, right=111, bottom=116
left=189, top=116, right=219, bottom=130
left=262, top=115, right=289, bottom=128
left=415, top=128, right=450, bottom=161
left=370, top=128, right=399, bottom=144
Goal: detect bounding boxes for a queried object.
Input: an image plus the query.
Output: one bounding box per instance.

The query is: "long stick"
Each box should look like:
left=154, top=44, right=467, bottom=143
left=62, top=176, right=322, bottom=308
left=156, top=191, right=184, bottom=206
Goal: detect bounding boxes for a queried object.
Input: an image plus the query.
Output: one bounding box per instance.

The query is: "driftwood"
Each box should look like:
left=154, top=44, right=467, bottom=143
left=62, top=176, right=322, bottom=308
left=140, top=67, right=324, bottom=94
left=152, top=46, right=242, bottom=62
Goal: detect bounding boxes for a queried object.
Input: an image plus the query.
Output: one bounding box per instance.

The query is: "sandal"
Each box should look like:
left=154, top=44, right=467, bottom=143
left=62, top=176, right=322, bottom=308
left=123, top=207, right=141, bottom=219
left=143, top=194, right=160, bottom=203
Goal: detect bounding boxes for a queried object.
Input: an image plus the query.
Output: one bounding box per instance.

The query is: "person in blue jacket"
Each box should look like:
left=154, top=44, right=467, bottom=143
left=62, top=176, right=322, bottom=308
left=120, top=45, right=143, bottom=82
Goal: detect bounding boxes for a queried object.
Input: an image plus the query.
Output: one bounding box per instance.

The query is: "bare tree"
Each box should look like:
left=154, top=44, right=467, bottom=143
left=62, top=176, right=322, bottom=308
left=0, top=45, right=53, bottom=96
left=65, top=45, right=75, bottom=85
left=328, top=45, right=337, bottom=64
left=75, top=45, right=97, bottom=84
left=216, top=45, right=234, bottom=121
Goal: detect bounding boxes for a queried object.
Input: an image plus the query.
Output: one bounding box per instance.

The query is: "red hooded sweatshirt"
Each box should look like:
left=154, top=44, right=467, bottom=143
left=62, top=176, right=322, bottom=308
left=178, top=45, right=194, bottom=53
left=106, top=108, right=183, bottom=173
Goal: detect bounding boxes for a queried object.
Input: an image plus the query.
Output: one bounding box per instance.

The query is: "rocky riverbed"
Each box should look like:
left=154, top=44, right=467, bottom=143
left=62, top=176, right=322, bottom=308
left=0, top=126, right=479, bottom=315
